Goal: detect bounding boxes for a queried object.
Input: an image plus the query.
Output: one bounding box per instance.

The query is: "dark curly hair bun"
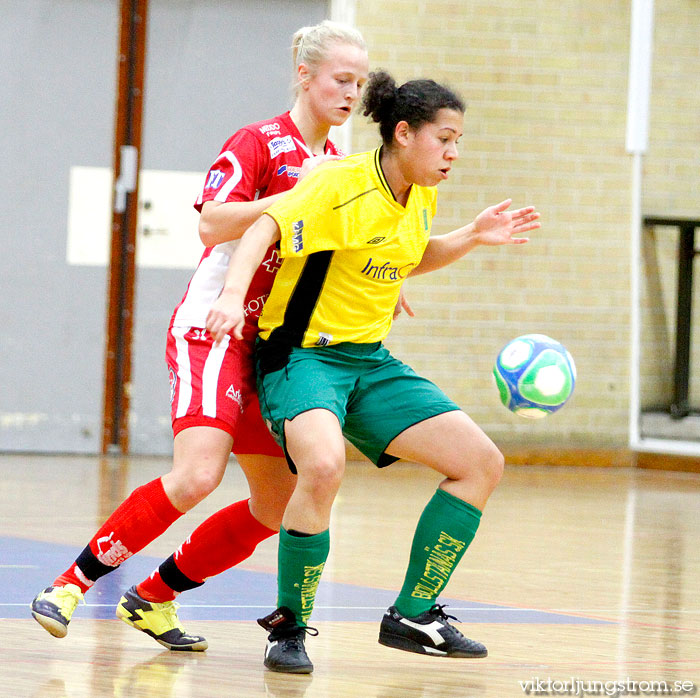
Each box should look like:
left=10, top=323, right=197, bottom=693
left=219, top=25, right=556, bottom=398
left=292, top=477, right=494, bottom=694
left=362, top=70, right=398, bottom=124
left=361, top=69, right=465, bottom=147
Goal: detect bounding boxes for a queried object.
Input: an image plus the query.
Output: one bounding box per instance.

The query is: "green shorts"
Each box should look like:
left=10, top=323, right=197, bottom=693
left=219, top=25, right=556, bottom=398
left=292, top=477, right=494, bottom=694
left=255, top=340, right=460, bottom=471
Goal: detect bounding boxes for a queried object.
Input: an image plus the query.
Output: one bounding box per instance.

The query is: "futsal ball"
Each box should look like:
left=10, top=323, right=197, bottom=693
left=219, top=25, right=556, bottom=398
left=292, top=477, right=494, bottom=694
left=493, top=334, right=576, bottom=419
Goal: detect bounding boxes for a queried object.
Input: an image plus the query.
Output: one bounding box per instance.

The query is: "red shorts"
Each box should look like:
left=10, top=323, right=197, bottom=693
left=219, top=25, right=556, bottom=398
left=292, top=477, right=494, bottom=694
left=166, top=325, right=283, bottom=457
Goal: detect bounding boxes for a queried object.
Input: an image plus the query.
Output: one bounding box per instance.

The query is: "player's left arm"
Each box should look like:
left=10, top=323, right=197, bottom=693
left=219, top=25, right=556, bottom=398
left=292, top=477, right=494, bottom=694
left=410, top=199, right=540, bottom=276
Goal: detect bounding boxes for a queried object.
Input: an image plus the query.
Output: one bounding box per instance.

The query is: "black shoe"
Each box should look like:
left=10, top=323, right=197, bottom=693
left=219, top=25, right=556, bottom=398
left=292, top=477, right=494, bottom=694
left=257, top=607, right=318, bottom=674
left=378, top=604, right=488, bottom=658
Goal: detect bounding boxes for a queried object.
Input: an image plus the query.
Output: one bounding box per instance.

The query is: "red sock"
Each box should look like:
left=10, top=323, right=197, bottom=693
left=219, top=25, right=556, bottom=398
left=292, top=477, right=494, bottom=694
left=54, top=478, right=182, bottom=594
left=137, top=499, right=275, bottom=602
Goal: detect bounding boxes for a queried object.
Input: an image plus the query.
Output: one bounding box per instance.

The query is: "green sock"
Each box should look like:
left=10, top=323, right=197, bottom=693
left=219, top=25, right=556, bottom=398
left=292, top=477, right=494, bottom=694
left=277, top=527, right=330, bottom=626
left=394, top=488, right=482, bottom=618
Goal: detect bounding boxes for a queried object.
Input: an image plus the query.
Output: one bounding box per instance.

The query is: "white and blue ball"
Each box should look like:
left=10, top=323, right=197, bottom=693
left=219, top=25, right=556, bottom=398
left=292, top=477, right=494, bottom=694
left=493, top=334, right=576, bottom=419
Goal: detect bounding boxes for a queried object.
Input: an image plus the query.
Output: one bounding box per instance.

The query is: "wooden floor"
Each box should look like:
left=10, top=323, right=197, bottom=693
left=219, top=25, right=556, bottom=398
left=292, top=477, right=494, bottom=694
left=1, top=454, right=699, bottom=697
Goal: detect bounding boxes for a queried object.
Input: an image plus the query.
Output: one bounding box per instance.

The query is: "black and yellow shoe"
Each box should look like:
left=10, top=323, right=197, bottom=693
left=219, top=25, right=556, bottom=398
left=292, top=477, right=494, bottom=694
left=378, top=604, right=488, bottom=658
left=116, top=585, right=208, bottom=651
left=31, top=584, right=84, bottom=638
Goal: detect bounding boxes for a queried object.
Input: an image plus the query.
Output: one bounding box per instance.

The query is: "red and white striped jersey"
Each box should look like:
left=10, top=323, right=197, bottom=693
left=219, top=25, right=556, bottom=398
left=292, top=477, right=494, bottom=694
left=171, top=111, right=342, bottom=341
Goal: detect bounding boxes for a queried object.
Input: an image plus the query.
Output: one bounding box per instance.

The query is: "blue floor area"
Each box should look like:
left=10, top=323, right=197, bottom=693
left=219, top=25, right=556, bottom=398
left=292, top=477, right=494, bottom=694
left=1, top=537, right=610, bottom=624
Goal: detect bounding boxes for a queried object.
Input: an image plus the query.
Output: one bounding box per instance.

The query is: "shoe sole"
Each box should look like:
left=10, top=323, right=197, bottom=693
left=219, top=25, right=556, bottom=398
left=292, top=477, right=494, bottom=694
left=31, top=611, right=68, bottom=638
left=378, top=632, right=488, bottom=658
left=155, top=638, right=208, bottom=652
left=264, top=660, right=313, bottom=674
left=116, top=604, right=208, bottom=652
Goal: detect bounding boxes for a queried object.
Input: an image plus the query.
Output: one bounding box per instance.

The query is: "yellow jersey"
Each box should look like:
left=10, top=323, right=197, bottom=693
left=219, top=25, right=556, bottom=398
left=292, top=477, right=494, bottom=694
left=259, top=148, right=437, bottom=347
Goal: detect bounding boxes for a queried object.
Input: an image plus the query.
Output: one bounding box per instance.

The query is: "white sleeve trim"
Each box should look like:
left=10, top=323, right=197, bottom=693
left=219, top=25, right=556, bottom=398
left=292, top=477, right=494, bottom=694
left=214, top=151, right=244, bottom=202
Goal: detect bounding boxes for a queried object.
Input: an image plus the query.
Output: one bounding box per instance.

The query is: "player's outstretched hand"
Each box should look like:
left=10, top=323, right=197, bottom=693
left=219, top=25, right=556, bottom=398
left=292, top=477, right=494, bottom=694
left=473, top=199, right=540, bottom=246
left=206, top=292, right=245, bottom=344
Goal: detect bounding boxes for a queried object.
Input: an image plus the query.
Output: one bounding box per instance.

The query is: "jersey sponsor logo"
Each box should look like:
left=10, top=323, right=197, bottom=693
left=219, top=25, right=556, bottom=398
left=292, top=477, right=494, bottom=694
left=244, top=293, right=269, bottom=317
left=260, top=122, right=281, bottom=136
left=292, top=220, right=304, bottom=252
left=276, top=164, right=301, bottom=179
left=204, top=169, right=225, bottom=190
left=262, top=248, right=282, bottom=273
left=268, top=135, right=296, bottom=159
left=422, top=208, right=430, bottom=231
left=366, top=236, right=386, bottom=245
left=168, top=368, right=177, bottom=405
left=189, top=328, right=208, bottom=341
left=316, top=332, right=332, bottom=347
left=360, top=257, right=416, bottom=282
left=226, top=384, right=243, bottom=409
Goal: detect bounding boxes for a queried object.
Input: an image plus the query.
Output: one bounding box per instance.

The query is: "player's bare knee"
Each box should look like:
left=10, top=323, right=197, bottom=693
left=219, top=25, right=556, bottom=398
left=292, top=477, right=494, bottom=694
left=478, top=442, right=504, bottom=491
left=173, top=468, right=224, bottom=510
left=298, top=457, right=345, bottom=499
left=489, top=446, right=505, bottom=486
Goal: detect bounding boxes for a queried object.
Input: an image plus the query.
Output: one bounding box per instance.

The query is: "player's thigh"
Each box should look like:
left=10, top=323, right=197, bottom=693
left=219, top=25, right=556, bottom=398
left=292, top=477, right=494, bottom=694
left=257, top=349, right=352, bottom=463
left=171, top=425, right=233, bottom=480
left=167, top=326, right=249, bottom=428
left=236, top=453, right=295, bottom=529
left=232, top=389, right=285, bottom=458
left=386, top=409, right=502, bottom=481
left=344, top=352, right=459, bottom=466
left=162, top=426, right=233, bottom=510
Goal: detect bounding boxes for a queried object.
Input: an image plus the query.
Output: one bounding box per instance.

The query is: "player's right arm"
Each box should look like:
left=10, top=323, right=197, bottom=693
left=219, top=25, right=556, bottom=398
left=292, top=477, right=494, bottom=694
left=199, top=198, right=284, bottom=247
left=205, top=214, right=282, bottom=343
left=198, top=152, right=340, bottom=248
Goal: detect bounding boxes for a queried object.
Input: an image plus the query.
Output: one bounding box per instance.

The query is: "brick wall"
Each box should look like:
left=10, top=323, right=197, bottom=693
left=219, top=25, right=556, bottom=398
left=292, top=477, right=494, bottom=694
left=351, top=0, right=700, bottom=449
